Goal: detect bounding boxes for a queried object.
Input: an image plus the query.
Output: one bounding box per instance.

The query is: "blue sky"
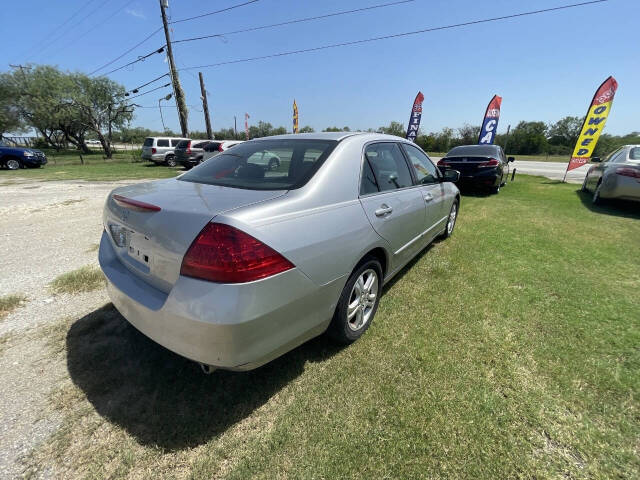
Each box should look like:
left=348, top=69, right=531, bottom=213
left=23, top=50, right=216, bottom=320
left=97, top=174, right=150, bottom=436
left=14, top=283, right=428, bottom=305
left=3, top=0, right=638, bottom=135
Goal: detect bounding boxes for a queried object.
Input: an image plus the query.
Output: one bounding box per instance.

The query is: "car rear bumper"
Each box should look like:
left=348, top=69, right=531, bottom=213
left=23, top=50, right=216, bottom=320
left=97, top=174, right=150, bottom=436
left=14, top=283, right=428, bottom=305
left=600, top=174, right=640, bottom=202
left=99, top=230, right=342, bottom=370
left=440, top=167, right=500, bottom=188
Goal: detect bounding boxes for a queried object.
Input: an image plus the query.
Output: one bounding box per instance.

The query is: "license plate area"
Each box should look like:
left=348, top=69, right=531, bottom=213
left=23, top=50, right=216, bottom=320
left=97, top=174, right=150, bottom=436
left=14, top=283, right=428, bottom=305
left=128, top=232, right=152, bottom=266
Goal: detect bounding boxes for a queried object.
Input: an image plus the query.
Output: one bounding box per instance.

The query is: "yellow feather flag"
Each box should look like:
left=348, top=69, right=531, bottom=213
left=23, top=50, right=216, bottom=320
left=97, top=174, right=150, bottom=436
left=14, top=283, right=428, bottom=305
left=293, top=100, right=299, bottom=134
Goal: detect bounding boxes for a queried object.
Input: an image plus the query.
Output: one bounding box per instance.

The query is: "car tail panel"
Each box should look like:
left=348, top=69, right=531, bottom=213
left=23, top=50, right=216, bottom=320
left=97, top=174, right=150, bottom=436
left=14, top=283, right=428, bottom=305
left=103, top=179, right=286, bottom=292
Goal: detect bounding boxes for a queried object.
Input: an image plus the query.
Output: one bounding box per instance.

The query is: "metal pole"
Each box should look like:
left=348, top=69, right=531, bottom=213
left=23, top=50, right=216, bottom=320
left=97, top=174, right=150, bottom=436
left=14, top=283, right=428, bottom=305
left=159, top=0, right=188, bottom=137
left=199, top=72, right=213, bottom=139
left=234, top=116, right=237, bottom=139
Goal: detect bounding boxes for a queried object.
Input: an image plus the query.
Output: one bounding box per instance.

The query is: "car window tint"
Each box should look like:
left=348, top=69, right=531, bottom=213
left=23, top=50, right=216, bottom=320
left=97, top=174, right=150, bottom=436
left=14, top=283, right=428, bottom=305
left=629, top=147, right=640, bottom=161
left=360, top=158, right=379, bottom=195
left=609, top=150, right=627, bottom=163
left=170, top=139, right=181, bottom=147
left=402, top=144, right=439, bottom=184
left=143, top=138, right=153, bottom=147
left=193, top=141, right=209, bottom=149
left=179, top=139, right=337, bottom=190
left=204, top=142, right=221, bottom=152
left=364, top=143, right=413, bottom=191
left=157, top=139, right=169, bottom=147
left=603, top=147, right=624, bottom=162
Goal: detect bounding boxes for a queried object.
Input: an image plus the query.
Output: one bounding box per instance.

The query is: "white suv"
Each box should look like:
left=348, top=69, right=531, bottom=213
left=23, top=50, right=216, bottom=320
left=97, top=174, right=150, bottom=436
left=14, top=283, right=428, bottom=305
left=141, top=137, right=190, bottom=166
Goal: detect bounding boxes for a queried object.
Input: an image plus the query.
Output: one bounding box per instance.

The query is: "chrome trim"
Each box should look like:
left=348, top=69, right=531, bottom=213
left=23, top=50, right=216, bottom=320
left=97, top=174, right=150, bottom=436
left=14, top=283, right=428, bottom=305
left=394, top=215, right=448, bottom=255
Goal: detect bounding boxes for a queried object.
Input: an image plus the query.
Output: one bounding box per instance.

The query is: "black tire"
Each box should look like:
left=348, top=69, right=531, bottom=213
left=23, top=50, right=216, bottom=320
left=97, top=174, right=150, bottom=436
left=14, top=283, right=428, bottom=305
left=440, top=200, right=459, bottom=239
left=329, top=257, right=383, bottom=344
left=491, top=184, right=500, bottom=194
left=165, top=155, right=177, bottom=167
left=5, top=158, right=22, bottom=170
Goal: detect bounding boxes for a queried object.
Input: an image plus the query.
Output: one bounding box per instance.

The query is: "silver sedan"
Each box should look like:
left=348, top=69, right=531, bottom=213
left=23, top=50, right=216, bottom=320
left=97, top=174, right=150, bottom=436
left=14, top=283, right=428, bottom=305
left=582, top=145, right=640, bottom=203
left=99, top=133, right=460, bottom=371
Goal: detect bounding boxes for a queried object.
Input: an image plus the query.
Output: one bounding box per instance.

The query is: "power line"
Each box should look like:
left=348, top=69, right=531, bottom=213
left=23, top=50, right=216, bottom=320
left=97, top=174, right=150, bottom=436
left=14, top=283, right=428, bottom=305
left=173, top=0, right=415, bottom=45
left=126, top=73, right=170, bottom=94
left=89, top=27, right=164, bottom=76
left=179, top=0, right=608, bottom=71
left=27, top=0, right=112, bottom=61
left=49, top=0, right=138, bottom=60
left=170, top=0, right=260, bottom=24
left=89, top=0, right=416, bottom=78
left=21, top=0, right=101, bottom=59
left=125, top=83, right=172, bottom=100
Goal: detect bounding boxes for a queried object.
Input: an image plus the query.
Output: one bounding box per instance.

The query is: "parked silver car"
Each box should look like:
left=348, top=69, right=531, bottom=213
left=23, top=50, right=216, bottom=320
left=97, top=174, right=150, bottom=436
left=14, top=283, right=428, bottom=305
left=99, top=133, right=461, bottom=371
left=141, top=137, right=190, bottom=166
left=582, top=145, right=640, bottom=203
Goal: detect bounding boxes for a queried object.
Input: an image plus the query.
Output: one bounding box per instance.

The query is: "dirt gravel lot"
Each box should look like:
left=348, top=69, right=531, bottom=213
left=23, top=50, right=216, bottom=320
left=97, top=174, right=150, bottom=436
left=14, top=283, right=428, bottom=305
left=0, top=178, right=142, bottom=478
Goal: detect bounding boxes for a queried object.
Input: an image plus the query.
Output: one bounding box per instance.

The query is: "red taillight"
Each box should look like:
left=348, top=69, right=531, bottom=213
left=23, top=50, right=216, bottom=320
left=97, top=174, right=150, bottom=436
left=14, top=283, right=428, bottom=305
left=479, top=158, right=499, bottom=167
left=180, top=223, right=294, bottom=283
left=437, top=158, right=448, bottom=166
left=615, top=167, right=640, bottom=179
left=186, top=141, right=192, bottom=154
left=151, top=147, right=157, bottom=154
left=112, top=194, right=161, bottom=212
left=218, top=143, right=224, bottom=152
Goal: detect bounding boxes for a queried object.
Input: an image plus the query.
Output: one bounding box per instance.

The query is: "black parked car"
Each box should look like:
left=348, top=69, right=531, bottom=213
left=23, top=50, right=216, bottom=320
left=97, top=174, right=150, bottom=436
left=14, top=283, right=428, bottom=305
left=437, top=145, right=513, bottom=194
left=0, top=141, right=48, bottom=170
left=174, top=140, right=213, bottom=169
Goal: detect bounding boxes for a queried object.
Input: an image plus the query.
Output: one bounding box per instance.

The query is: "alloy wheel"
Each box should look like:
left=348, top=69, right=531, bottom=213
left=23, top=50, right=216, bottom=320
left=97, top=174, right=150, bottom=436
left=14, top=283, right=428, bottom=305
left=447, top=203, right=457, bottom=235
left=6, top=159, right=20, bottom=170
left=346, top=268, right=378, bottom=331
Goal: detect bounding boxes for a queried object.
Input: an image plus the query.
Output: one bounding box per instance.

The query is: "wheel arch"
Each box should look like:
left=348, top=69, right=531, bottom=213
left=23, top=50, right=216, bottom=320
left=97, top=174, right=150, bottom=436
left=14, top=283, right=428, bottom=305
left=357, top=247, right=388, bottom=278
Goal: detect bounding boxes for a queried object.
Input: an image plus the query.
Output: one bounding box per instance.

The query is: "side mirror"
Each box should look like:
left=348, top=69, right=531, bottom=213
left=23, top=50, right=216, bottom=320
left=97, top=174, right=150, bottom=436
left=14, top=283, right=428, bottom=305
left=508, top=156, right=515, bottom=163
left=442, top=169, right=460, bottom=183
left=591, top=157, right=601, bottom=163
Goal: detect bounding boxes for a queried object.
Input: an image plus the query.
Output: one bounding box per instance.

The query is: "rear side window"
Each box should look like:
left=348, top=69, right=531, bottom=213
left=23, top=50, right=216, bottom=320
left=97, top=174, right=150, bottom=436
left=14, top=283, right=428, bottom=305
left=157, top=139, right=169, bottom=147
left=176, top=140, right=189, bottom=148
left=193, top=141, right=210, bottom=149
left=170, top=139, right=182, bottom=147
left=628, top=148, right=640, bottom=160
left=143, top=138, right=154, bottom=147
left=364, top=143, right=413, bottom=192
left=402, top=144, right=439, bottom=184
left=179, top=139, right=337, bottom=190
left=360, top=159, right=379, bottom=195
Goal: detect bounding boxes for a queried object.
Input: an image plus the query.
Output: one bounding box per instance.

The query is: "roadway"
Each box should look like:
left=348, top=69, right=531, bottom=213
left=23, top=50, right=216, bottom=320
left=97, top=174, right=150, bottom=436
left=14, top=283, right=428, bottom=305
left=431, top=157, right=588, bottom=184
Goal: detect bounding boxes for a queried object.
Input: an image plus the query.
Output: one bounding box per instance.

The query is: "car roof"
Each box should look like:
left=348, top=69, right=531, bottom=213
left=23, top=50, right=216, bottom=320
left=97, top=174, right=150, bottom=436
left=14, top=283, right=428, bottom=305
left=247, top=132, right=417, bottom=144
left=446, top=144, right=501, bottom=156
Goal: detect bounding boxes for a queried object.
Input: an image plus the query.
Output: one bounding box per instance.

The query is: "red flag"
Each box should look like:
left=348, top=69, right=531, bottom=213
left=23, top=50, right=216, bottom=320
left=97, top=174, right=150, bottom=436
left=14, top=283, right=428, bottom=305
left=244, top=113, right=250, bottom=140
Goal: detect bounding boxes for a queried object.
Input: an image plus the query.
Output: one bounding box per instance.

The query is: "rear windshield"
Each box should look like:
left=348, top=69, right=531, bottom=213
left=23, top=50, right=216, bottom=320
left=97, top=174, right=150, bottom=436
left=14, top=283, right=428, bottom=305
left=193, top=141, right=210, bottom=149
left=176, top=140, right=190, bottom=148
left=143, top=138, right=153, bottom=147
left=179, top=139, right=337, bottom=190
left=630, top=147, right=640, bottom=161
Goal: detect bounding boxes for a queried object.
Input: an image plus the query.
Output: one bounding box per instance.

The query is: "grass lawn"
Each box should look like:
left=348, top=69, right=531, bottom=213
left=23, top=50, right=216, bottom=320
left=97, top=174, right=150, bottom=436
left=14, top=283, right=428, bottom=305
left=49, top=266, right=105, bottom=295
left=24, top=175, right=640, bottom=479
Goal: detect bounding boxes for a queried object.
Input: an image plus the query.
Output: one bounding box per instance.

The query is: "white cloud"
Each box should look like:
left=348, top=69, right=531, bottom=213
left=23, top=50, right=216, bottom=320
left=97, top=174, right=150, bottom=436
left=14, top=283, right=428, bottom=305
left=125, top=8, right=146, bottom=20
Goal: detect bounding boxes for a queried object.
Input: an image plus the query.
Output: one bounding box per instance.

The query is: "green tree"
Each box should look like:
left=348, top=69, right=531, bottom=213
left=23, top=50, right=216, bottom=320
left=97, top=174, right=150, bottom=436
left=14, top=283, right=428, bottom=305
left=548, top=116, right=583, bottom=148
left=299, top=125, right=314, bottom=133
left=70, top=73, right=132, bottom=158
left=378, top=121, right=405, bottom=138
left=509, top=121, right=548, bottom=155
left=0, top=73, right=24, bottom=136
left=457, top=124, right=481, bottom=145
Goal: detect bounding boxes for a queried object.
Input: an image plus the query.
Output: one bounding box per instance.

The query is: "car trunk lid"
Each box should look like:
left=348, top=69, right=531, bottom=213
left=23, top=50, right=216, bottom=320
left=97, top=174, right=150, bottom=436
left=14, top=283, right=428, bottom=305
left=103, top=178, right=286, bottom=292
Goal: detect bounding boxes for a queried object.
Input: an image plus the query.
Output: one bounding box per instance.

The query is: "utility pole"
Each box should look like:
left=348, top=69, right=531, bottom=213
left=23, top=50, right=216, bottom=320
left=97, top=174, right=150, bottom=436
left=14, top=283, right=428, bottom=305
left=198, top=72, right=213, bottom=139
left=159, top=0, right=188, bottom=137
left=234, top=116, right=237, bottom=139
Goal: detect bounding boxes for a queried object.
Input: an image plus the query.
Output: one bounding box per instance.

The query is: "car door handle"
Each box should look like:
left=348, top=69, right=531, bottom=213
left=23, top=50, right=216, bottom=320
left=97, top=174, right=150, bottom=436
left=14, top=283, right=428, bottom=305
left=423, top=193, right=434, bottom=202
left=375, top=205, right=393, bottom=217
